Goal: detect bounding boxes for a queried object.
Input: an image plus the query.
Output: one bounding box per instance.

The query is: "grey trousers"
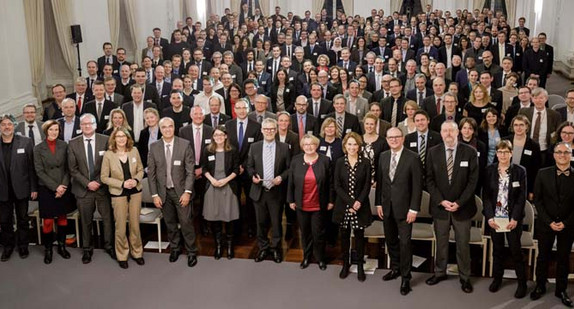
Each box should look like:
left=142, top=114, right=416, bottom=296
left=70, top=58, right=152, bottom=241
left=162, top=188, right=197, bottom=255
left=77, top=192, right=113, bottom=250
left=433, top=214, right=471, bottom=281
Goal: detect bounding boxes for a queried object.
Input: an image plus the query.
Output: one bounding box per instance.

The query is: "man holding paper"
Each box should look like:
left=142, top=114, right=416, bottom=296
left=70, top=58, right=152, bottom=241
left=482, top=140, right=527, bottom=298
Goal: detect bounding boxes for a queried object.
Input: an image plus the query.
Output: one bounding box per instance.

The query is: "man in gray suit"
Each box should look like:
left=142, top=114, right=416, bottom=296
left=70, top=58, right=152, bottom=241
left=103, top=77, right=124, bottom=107
left=15, top=103, right=44, bottom=146
left=68, top=113, right=115, bottom=264
left=345, top=80, right=369, bottom=122
left=148, top=117, right=198, bottom=267
left=248, top=94, right=276, bottom=123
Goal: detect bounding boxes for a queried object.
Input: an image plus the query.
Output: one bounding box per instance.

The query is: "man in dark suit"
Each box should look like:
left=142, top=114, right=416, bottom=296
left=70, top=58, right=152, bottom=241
left=504, top=86, right=533, bottom=129
left=247, top=118, right=291, bottom=263
left=122, top=84, right=157, bottom=143
left=317, top=70, right=338, bottom=101
left=0, top=114, right=37, bottom=261
left=380, top=78, right=407, bottom=127
left=490, top=32, right=511, bottom=66
left=425, top=121, right=479, bottom=293
left=57, top=98, right=82, bottom=142
left=556, top=89, right=574, bottom=122
left=475, top=51, right=501, bottom=77
left=292, top=95, right=319, bottom=138
left=15, top=104, right=44, bottom=146
left=421, top=77, right=447, bottom=120
left=83, top=81, right=116, bottom=133
left=531, top=142, right=574, bottom=306
left=162, top=91, right=191, bottom=134
left=303, top=33, right=324, bottom=65
left=203, top=96, right=230, bottom=128
left=253, top=61, right=272, bottom=96
left=97, top=42, right=118, bottom=77
left=148, top=117, right=197, bottom=267
left=307, top=83, right=334, bottom=125
left=67, top=77, right=94, bottom=115
left=416, top=36, right=439, bottom=64
left=152, top=27, right=169, bottom=51
left=68, top=114, right=115, bottom=264
left=430, top=92, right=463, bottom=132
left=193, top=48, right=213, bottom=79
left=337, top=48, right=357, bottom=76
left=479, top=71, right=503, bottom=113
left=493, top=58, right=521, bottom=89
left=225, top=99, right=263, bottom=237
left=152, top=65, right=173, bottom=102
left=123, top=68, right=161, bottom=106
left=327, top=94, right=362, bottom=137
left=438, top=34, right=461, bottom=67
left=406, top=74, right=433, bottom=106
left=375, top=127, right=423, bottom=295
left=404, top=111, right=442, bottom=172
left=514, top=17, right=530, bottom=37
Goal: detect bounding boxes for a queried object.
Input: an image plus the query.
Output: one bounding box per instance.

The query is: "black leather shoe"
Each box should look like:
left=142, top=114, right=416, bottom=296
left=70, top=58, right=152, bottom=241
left=357, top=264, right=366, bottom=282
left=461, top=280, right=473, bottom=293
left=57, top=245, right=71, bottom=259
left=556, top=292, right=574, bottom=307
left=382, top=270, right=401, bottom=281
left=119, top=261, right=129, bottom=269
left=425, top=275, right=447, bottom=286
left=319, top=261, right=327, bottom=270
left=515, top=282, right=527, bottom=299
left=489, top=278, right=502, bottom=292
left=530, top=284, right=546, bottom=300
left=300, top=259, right=309, bottom=269
left=187, top=255, right=197, bottom=267
left=214, top=245, right=222, bottom=260
left=18, top=247, right=29, bottom=259
left=133, top=257, right=145, bottom=265
left=400, top=280, right=412, bottom=296
left=105, top=248, right=117, bottom=260
left=169, top=250, right=181, bottom=263
left=44, top=248, right=53, bottom=264
left=339, top=263, right=350, bottom=279
left=1, top=247, right=14, bottom=262
left=254, top=250, right=268, bottom=262
left=82, top=249, right=93, bottom=264
left=226, top=241, right=234, bottom=260
left=273, top=250, right=282, bottom=263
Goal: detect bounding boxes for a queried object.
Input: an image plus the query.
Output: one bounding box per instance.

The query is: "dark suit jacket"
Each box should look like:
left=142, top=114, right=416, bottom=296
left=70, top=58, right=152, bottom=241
left=123, top=84, right=161, bottom=106
left=430, top=112, right=463, bottom=132
left=203, top=113, right=230, bottom=128
left=291, top=113, right=319, bottom=136
left=269, top=83, right=296, bottom=113
left=333, top=157, right=372, bottom=226
left=534, top=166, right=574, bottom=232
left=404, top=131, right=442, bottom=154
left=555, top=106, right=571, bottom=123
left=0, top=135, right=37, bottom=201
left=326, top=112, right=363, bottom=135
left=137, top=127, right=162, bottom=169
left=179, top=124, right=214, bottom=166
left=304, top=44, right=325, bottom=65
left=375, top=148, right=423, bottom=220
left=380, top=96, right=407, bottom=125
left=67, top=134, right=108, bottom=198
left=426, top=143, right=479, bottom=220
left=225, top=118, right=263, bottom=166
left=518, top=107, right=561, bottom=148
left=121, top=101, right=158, bottom=132
left=438, top=45, right=462, bottom=65
left=201, top=147, right=239, bottom=196
left=307, top=98, right=334, bottom=123
left=83, top=100, right=116, bottom=133
left=421, top=95, right=444, bottom=120
left=147, top=137, right=195, bottom=200
left=57, top=117, right=82, bottom=141
left=500, top=135, right=541, bottom=194
left=406, top=88, right=433, bottom=103
left=33, top=139, right=69, bottom=191
left=66, top=92, right=94, bottom=115
left=97, top=55, right=118, bottom=76
left=287, top=153, right=334, bottom=210
left=246, top=141, right=291, bottom=203
left=483, top=163, right=527, bottom=221
left=276, top=131, right=301, bottom=157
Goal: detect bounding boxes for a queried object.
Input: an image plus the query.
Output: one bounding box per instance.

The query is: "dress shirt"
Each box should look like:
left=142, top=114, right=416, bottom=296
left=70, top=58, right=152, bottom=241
left=63, top=117, right=76, bottom=142
left=389, top=146, right=418, bottom=213
left=82, top=135, right=97, bottom=171
left=25, top=121, right=41, bottom=145
left=567, top=107, right=574, bottom=123
left=444, top=143, right=458, bottom=164
left=417, top=130, right=429, bottom=153
left=132, top=102, right=144, bottom=142
left=530, top=108, right=548, bottom=151
left=148, top=127, right=159, bottom=146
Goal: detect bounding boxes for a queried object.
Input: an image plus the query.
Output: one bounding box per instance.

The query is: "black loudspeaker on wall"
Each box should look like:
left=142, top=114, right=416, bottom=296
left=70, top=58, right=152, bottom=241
left=71, top=25, right=83, bottom=44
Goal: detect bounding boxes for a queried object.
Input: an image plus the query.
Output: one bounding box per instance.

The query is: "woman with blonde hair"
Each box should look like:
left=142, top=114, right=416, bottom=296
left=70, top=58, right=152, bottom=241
left=397, top=100, right=419, bottom=135
left=463, top=84, right=495, bottom=125
left=103, top=108, right=134, bottom=140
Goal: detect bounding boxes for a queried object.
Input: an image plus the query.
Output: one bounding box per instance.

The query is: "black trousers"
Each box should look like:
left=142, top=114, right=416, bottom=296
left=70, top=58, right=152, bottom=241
left=0, top=198, right=29, bottom=249
left=236, top=172, right=255, bottom=234
left=254, top=190, right=283, bottom=251
left=340, top=227, right=365, bottom=263
left=162, top=188, right=197, bottom=255
left=383, top=208, right=413, bottom=279
left=490, top=225, right=526, bottom=281
left=297, top=209, right=326, bottom=262
left=536, top=229, right=574, bottom=293
left=76, top=192, right=113, bottom=250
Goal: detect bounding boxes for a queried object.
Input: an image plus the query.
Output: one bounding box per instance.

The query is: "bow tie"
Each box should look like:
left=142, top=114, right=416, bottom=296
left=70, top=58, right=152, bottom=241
left=557, top=169, right=571, bottom=176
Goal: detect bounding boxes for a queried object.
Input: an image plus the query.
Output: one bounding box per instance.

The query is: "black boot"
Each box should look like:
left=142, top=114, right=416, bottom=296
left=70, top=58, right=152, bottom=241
left=357, top=260, right=366, bottom=282
left=43, top=233, right=53, bottom=264
left=56, top=228, right=71, bottom=259
left=339, top=228, right=351, bottom=279
left=214, top=232, right=222, bottom=260
left=226, top=222, right=234, bottom=259
left=355, top=230, right=366, bottom=282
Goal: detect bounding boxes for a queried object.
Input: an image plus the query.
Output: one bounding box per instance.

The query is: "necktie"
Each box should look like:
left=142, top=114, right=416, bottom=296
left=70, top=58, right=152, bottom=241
left=97, top=102, right=103, bottom=120
left=107, top=56, right=112, bottom=64
left=213, top=116, right=218, bottom=127
left=502, top=73, right=506, bottom=86
left=238, top=121, right=244, bottom=151
left=157, top=82, right=162, bottom=94
left=369, top=66, right=373, bottom=73
left=298, top=115, right=305, bottom=140
left=391, top=100, right=398, bottom=127
left=146, top=71, right=151, bottom=83
left=447, top=148, right=454, bottom=184
left=263, top=144, right=274, bottom=189
left=337, top=116, right=343, bottom=138
left=77, top=96, right=82, bottom=112
left=344, top=62, right=348, bottom=70
left=436, top=97, right=441, bottom=115
left=314, top=102, right=319, bottom=117
left=166, top=144, right=174, bottom=188
left=533, top=111, right=542, bottom=142
left=418, top=91, right=424, bottom=105
left=248, top=62, right=253, bottom=72
left=86, top=139, right=95, bottom=181
left=375, top=75, right=381, bottom=91
left=385, top=92, right=390, bottom=98
left=287, top=46, right=291, bottom=58
left=389, top=152, right=397, bottom=181
left=28, top=125, right=35, bottom=143
left=257, top=115, right=263, bottom=123
left=327, top=41, right=330, bottom=50
left=420, top=134, right=426, bottom=167
left=155, top=38, right=159, bottom=46
left=194, top=128, right=201, bottom=164
left=348, top=37, right=352, bottom=47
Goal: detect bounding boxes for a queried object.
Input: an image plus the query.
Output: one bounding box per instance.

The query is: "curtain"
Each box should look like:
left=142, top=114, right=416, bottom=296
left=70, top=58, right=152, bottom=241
left=23, top=0, right=45, bottom=104
left=260, top=0, right=269, bottom=16
left=312, top=0, right=324, bottom=15
left=124, top=0, right=139, bottom=63
left=107, top=0, right=120, bottom=48
left=473, top=0, right=487, bottom=10
left=390, top=0, right=402, bottom=14
left=51, top=0, right=76, bottom=77
left=506, top=0, right=517, bottom=26
left=341, top=0, right=352, bottom=16
left=231, top=0, right=241, bottom=12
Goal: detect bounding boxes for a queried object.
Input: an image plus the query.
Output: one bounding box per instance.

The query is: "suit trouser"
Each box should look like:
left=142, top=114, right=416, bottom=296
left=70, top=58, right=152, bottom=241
left=162, top=188, right=197, bottom=255
left=490, top=224, right=526, bottom=281
left=236, top=172, right=255, bottom=233
left=0, top=198, right=29, bottom=249
left=383, top=208, right=413, bottom=279
left=111, top=193, right=143, bottom=262
left=77, top=192, right=113, bottom=250
left=254, top=189, right=283, bottom=250
left=536, top=229, right=574, bottom=293
left=297, top=209, right=326, bottom=262
left=434, top=214, right=472, bottom=281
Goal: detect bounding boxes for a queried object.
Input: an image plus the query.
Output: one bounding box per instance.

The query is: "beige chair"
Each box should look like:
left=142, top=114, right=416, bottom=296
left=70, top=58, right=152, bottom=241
left=412, top=191, right=435, bottom=263
left=27, top=201, right=41, bottom=245
left=355, top=188, right=386, bottom=265
left=66, top=209, right=81, bottom=247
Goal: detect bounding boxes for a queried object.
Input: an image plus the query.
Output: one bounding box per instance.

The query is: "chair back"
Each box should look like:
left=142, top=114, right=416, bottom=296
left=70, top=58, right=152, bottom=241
left=418, top=191, right=431, bottom=218
left=141, top=178, right=153, bottom=203
left=548, top=94, right=565, bottom=109
left=524, top=200, right=535, bottom=233
left=551, top=103, right=566, bottom=111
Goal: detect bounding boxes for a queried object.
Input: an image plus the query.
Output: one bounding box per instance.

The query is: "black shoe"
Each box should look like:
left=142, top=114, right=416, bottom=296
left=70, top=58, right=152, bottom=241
left=400, top=280, right=412, bottom=296
left=226, top=241, right=234, bottom=260
left=133, top=257, right=145, bottom=265
left=82, top=249, right=93, bottom=264
left=530, top=284, right=546, bottom=300
left=461, top=280, right=473, bottom=293
left=169, top=250, right=181, bottom=263
left=247, top=228, right=254, bottom=238
left=119, top=261, right=129, bottom=269
left=1, top=247, right=14, bottom=262
left=44, top=248, right=53, bottom=265
left=339, top=262, right=350, bottom=279
left=515, top=282, right=527, bottom=299
left=425, top=275, right=447, bottom=286
left=254, top=250, right=268, bottom=262
left=489, top=278, right=502, bottom=293
left=105, top=248, right=117, bottom=260
left=187, top=255, right=197, bottom=267
left=383, top=270, right=401, bottom=281
left=18, top=247, right=29, bottom=259
left=357, top=263, right=366, bottom=282
left=319, top=261, right=327, bottom=270
left=273, top=250, right=282, bottom=263
left=214, top=245, right=222, bottom=260
left=556, top=292, right=574, bottom=308
left=300, top=259, right=309, bottom=269
left=57, top=245, right=71, bottom=259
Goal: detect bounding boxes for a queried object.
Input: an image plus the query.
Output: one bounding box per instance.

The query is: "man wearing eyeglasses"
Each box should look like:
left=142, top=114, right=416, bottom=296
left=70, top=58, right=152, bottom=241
left=531, top=142, right=574, bottom=307
left=555, top=89, right=574, bottom=123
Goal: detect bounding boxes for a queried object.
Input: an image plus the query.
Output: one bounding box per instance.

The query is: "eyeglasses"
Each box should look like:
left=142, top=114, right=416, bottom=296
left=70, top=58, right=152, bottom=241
left=262, top=128, right=276, bottom=131
left=386, top=135, right=403, bottom=140
left=554, top=151, right=572, bottom=156
left=561, top=131, right=574, bottom=136
left=496, top=150, right=511, bottom=155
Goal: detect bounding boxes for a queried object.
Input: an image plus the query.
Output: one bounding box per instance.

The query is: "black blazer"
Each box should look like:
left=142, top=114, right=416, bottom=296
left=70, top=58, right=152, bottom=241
left=380, top=96, right=407, bottom=125
left=0, top=135, right=37, bottom=201
left=291, top=113, right=319, bottom=136
left=534, top=166, right=574, bottom=232
left=430, top=112, right=463, bottom=132
left=483, top=163, right=527, bottom=222
left=179, top=124, right=214, bottom=167
left=121, top=101, right=157, bottom=132
left=276, top=131, right=301, bottom=157
left=246, top=141, right=291, bottom=203
left=306, top=98, right=334, bottom=124
left=137, top=127, right=162, bottom=169
left=426, top=143, right=479, bottom=220
left=201, top=147, right=240, bottom=196
left=501, top=135, right=541, bottom=194
left=333, top=157, right=372, bottom=226
left=123, top=84, right=161, bottom=106
left=269, top=83, right=296, bottom=113
left=287, top=153, right=334, bottom=210
left=203, top=113, right=231, bottom=128
left=326, top=112, right=363, bottom=135
left=57, top=117, right=82, bottom=141
left=404, top=131, right=442, bottom=154
left=83, top=100, right=116, bottom=133
left=375, top=148, right=423, bottom=220
left=225, top=118, right=263, bottom=166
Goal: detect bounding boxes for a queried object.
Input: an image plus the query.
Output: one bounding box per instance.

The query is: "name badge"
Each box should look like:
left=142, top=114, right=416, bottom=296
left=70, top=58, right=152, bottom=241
left=182, top=122, right=188, bottom=127
left=385, top=55, right=389, bottom=59
left=248, top=137, right=254, bottom=143
left=524, top=149, right=532, bottom=156
left=132, top=157, right=136, bottom=163
left=320, top=146, right=327, bottom=151
left=17, top=148, right=25, bottom=154
left=313, top=52, right=318, bottom=56
left=477, top=152, right=480, bottom=157
left=288, top=144, right=291, bottom=149
left=105, top=115, right=110, bottom=120
left=512, top=181, right=520, bottom=188
left=286, top=88, right=290, bottom=93
left=478, top=56, right=483, bottom=60
left=99, top=151, right=105, bottom=156
left=261, top=81, right=267, bottom=85
left=202, top=72, right=208, bottom=75
left=460, top=161, right=469, bottom=167
left=540, top=59, right=544, bottom=63
left=208, top=155, right=215, bottom=161
left=205, top=139, right=211, bottom=144
left=307, top=131, right=313, bottom=135
left=321, top=114, right=326, bottom=119
left=346, top=128, right=352, bottom=133
left=491, top=102, right=497, bottom=106
left=410, top=142, right=417, bottom=147
left=174, top=160, right=181, bottom=166
left=76, top=129, right=82, bottom=134
left=267, top=66, right=272, bottom=70
left=516, top=53, right=520, bottom=56
left=231, top=74, right=237, bottom=79
left=15, top=132, right=22, bottom=136
left=481, top=108, right=488, bottom=113
left=289, top=77, right=294, bottom=81
left=506, top=53, right=511, bottom=57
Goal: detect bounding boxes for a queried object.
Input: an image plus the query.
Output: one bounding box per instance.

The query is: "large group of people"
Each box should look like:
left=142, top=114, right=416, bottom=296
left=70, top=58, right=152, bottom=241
left=2, top=3, right=574, bottom=307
